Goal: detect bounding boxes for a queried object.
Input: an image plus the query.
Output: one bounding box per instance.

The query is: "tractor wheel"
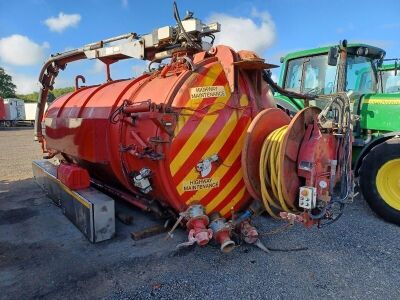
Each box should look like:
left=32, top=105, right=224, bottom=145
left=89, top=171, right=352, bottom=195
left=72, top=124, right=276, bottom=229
left=359, top=137, right=400, bottom=225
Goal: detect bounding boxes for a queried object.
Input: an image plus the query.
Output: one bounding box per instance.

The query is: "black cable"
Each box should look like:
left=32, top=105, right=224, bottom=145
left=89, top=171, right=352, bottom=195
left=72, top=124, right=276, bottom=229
left=262, top=70, right=314, bottom=106
left=109, top=100, right=129, bottom=124
left=173, top=2, right=202, bottom=50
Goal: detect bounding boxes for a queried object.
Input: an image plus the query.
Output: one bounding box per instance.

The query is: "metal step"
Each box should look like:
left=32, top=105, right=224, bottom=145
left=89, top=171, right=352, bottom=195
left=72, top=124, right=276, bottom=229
left=32, top=160, right=115, bottom=243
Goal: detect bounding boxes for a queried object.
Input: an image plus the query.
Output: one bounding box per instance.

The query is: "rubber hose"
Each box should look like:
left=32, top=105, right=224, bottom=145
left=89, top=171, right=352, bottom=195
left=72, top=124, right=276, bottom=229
left=259, top=125, right=298, bottom=218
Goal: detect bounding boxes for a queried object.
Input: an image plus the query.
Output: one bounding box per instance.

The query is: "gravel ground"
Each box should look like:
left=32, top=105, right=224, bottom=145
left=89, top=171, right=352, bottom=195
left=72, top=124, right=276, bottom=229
left=0, top=128, right=399, bottom=300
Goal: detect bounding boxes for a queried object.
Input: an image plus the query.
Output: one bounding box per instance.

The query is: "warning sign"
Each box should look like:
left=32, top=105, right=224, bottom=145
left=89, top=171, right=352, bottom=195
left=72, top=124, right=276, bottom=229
left=182, top=178, right=220, bottom=192
left=190, top=86, right=226, bottom=99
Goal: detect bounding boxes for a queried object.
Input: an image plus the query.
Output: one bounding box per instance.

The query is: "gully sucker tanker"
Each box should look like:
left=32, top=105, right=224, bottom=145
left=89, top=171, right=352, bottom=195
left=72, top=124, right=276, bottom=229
left=33, top=3, right=353, bottom=251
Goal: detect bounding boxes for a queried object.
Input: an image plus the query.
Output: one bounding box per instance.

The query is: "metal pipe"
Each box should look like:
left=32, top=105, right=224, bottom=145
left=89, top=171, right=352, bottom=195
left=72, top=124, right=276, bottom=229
left=90, top=178, right=150, bottom=212
left=75, top=75, right=86, bottom=91
left=35, top=32, right=138, bottom=141
left=35, top=49, right=87, bottom=141
left=336, top=40, right=348, bottom=93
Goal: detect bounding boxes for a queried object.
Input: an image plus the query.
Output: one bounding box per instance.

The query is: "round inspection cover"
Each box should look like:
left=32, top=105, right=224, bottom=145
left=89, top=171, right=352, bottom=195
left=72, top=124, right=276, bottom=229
left=279, top=107, right=321, bottom=208
left=241, top=108, right=291, bottom=200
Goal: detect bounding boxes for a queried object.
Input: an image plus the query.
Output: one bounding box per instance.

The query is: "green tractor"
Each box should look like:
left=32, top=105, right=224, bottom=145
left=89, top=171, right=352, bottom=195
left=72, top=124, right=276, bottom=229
left=377, top=60, right=400, bottom=93
left=266, top=41, right=400, bottom=225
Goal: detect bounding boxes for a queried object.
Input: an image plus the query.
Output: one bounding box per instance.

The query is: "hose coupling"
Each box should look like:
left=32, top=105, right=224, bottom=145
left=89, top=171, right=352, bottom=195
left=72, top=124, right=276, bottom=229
left=184, top=204, right=212, bottom=247
left=209, top=217, right=235, bottom=253
left=238, top=220, right=259, bottom=244
left=279, top=212, right=304, bottom=225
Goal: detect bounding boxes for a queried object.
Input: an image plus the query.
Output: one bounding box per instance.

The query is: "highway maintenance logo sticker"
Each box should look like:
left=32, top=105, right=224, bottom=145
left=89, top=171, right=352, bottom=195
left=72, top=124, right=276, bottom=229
left=190, top=86, right=226, bottom=99
left=182, top=178, right=220, bottom=191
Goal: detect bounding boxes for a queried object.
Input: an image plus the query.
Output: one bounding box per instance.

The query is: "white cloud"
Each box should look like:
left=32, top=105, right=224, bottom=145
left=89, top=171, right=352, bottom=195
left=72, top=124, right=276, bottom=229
left=207, top=8, right=276, bottom=55
left=91, top=60, right=104, bottom=73
left=45, top=12, right=81, bottom=33
left=0, top=35, right=49, bottom=66
left=5, top=65, right=72, bottom=95
left=8, top=71, right=39, bottom=94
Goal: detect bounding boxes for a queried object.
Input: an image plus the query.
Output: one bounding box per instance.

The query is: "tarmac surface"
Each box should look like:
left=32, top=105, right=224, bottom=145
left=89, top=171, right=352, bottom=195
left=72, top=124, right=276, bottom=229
left=0, top=128, right=399, bottom=299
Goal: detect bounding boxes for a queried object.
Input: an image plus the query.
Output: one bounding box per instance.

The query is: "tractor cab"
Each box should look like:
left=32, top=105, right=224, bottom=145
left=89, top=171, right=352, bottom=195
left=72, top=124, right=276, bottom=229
left=377, top=61, right=400, bottom=93
left=275, top=43, right=386, bottom=112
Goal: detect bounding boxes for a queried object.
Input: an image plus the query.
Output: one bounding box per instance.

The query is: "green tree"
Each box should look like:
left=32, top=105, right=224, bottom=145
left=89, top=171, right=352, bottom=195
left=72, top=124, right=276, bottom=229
left=0, top=67, right=16, bottom=98
left=51, top=87, right=74, bottom=98
left=17, top=92, right=38, bottom=102
left=17, top=86, right=74, bottom=103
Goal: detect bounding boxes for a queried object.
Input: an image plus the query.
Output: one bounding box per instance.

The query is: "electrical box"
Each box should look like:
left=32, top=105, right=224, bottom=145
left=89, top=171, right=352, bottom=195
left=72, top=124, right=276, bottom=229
left=157, top=26, right=174, bottom=42
left=181, top=19, right=203, bottom=33
left=299, top=186, right=317, bottom=209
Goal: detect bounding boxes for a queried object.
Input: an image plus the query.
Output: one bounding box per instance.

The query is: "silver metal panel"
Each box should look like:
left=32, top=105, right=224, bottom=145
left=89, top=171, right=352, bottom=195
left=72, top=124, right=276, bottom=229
left=84, top=40, right=145, bottom=60
left=32, top=160, right=115, bottom=243
left=80, top=189, right=115, bottom=243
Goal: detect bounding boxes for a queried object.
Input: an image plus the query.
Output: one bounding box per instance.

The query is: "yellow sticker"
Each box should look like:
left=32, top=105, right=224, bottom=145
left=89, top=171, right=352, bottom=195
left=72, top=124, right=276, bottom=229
left=190, top=86, right=226, bottom=99
left=182, top=178, right=220, bottom=192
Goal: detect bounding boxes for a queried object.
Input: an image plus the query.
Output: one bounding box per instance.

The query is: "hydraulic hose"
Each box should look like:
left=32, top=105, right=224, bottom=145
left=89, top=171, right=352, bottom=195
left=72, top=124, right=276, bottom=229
left=262, top=70, right=314, bottom=102
left=259, top=125, right=297, bottom=218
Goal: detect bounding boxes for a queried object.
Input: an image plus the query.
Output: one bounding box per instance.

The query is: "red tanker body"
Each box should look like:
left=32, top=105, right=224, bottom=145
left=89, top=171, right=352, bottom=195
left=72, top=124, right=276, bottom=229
left=34, top=6, right=353, bottom=250
left=44, top=46, right=274, bottom=218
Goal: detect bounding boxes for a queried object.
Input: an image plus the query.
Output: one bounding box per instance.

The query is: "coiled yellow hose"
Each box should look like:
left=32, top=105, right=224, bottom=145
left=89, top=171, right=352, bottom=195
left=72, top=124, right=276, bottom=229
left=259, top=125, right=297, bottom=218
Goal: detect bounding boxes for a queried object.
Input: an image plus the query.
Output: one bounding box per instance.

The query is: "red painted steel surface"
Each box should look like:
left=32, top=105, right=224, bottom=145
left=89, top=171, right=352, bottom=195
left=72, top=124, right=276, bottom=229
left=280, top=107, right=321, bottom=206
left=0, top=97, right=5, bottom=121
left=297, top=122, right=338, bottom=202
left=42, top=46, right=275, bottom=217
left=57, top=163, right=90, bottom=190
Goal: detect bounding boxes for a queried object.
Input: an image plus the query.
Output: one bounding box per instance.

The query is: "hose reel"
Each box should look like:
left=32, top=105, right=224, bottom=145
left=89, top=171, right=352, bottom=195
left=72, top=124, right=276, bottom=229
left=242, top=106, right=345, bottom=225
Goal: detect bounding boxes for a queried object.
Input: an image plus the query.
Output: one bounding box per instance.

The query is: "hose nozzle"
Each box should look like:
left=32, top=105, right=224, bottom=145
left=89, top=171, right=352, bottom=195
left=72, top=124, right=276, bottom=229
left=209, top=217, right=235, bottom=253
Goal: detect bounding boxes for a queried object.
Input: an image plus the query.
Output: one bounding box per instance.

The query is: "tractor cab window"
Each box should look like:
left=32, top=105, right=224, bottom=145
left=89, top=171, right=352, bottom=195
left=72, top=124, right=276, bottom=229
left=379, top=69, right=400, bottom=93
left=284, top=55, right=337, bottom=95
left=346, top=55, right=377, bottom=94
left=285, top=57, right=302, bottom=91
left=284, top=52, right=380, bottom=96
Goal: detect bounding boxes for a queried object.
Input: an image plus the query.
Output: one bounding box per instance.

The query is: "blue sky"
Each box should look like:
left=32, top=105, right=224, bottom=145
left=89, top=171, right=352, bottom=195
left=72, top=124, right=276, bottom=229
left=0, top=0, right=399, bottom=94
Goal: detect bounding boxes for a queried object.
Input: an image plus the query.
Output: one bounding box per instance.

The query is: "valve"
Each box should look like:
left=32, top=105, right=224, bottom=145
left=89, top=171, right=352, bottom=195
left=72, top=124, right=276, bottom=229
left=238, top=220, right=259, bottom=244
left=237, top=220, right=270, bottom=253
left=209, top=217, right=235, bottom=253
left=279, top=212, right=304, bottom=225
left=196, top=154, right=219, bottom=177
left=177, top=204, right=212, bottom=248
left=132, top=168, right=152, bottom=193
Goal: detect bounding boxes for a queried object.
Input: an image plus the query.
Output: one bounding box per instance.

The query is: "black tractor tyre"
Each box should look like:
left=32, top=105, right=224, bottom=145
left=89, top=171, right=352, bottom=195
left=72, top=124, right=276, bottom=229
left=359, top=137, right=400, bottom=225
